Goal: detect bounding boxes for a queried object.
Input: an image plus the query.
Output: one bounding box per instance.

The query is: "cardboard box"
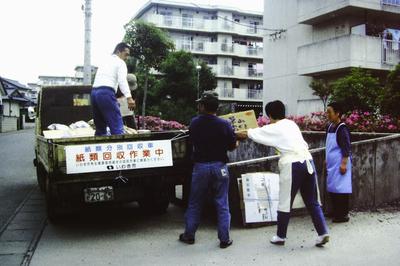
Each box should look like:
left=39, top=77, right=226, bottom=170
left=239, top=172, right=305, bottom=225
left=219, top=110, right=258, bottom=132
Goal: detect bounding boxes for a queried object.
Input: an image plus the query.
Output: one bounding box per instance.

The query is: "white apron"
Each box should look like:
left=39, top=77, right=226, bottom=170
left=277, top=149, right=321, bottom=212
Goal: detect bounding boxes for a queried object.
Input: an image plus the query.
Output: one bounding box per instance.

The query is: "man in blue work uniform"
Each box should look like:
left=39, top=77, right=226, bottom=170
left=326, top=102, right=352, bottom=223
left=179, top=91, right=237, bottom=249
left=91, top=42, right=135, bottom=136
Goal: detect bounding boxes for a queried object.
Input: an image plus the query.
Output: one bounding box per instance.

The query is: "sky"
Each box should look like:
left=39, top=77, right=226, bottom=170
left=0, top=0, right=263, bottom=85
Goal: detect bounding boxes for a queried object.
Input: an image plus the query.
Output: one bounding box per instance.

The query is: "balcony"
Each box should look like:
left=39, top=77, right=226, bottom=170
left=298, top=0, right=400, bottom=25
left=208, top=64, right=263, bottom=80
left=382, top=0, right=400, bottom=7
left=218, top=88, right=263, bottom=102
left=145, top=14, right=263, bottom=38
left=173, top=40, right=262, bottom=59
left=220, top=87, right=235, bottom=98
left=382, top=39, right=400, bottom=66
left=297, top=34, right=396, bottom=76
left=247, top=89, right=263, bottom=100
left=218, top=66, right=263, bottom=80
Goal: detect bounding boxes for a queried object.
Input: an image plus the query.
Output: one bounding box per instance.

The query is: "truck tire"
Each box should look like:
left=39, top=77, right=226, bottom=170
left=36, top=163, right=46, bottom=193
left=138, top=186, right=172, bottom=214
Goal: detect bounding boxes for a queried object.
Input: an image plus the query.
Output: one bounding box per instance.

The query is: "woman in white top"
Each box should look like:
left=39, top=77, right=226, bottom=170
left=236, top=101, right=329, bottom=247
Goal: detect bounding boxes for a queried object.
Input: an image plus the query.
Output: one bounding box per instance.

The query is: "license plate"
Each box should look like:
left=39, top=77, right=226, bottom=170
left=84, top=186, right=114, bottom=203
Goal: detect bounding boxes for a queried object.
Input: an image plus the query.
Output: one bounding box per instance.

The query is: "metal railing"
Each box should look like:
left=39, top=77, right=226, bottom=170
left=220, top=66, right=234, bottom=76
left=247, top=89, right=263, bottom=99
left=382, top=39, right=400, bottom=65
left=247, top=68, right=263, bottom=77
left=247, top=47, right=263, bottom=56
left=221, top=88, right=235, bottom=98
left=148, top=14, right=261, bottom=36
left=381, top=0, right=400, bottom=7
left=174, top=40, right=262, bottom=57
left=220, top=43, right=234, bottom=53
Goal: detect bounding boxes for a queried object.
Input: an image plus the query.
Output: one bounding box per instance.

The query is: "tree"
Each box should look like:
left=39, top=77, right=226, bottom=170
left=198, top=61, right=217, bottom=95
left=124, top=20, right=174, bottom=128
left=331, top=68, right=382, bottom=113
left=157, top=51, right=198, bottom=124
left=381, top=64, right=400, bottom=117
left=309, top=79, right=333, bottom=111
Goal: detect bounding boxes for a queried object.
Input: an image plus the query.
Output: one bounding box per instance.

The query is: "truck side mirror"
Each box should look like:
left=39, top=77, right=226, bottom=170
left=28, top=106, right=36, bottom=120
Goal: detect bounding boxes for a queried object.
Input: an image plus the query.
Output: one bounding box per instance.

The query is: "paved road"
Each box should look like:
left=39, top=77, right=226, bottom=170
left=28, top=205, right=400, bottom=266
left=0, top=129, right=36, bottom=230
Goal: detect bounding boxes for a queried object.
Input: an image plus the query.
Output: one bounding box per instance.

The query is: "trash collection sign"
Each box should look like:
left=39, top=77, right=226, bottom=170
left=65, top=140, right=173, bottom=174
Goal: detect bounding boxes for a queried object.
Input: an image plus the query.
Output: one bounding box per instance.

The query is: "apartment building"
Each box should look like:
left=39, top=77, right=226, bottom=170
left=264, top=0, right=400, bottom=115
left=134, top=0, right=264, bottom=113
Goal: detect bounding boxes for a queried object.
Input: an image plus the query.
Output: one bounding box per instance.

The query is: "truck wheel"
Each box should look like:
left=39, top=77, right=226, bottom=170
left=138, top=195, right=170, bottom=214
left=45, top=177, right=60, bottom=224
left=138, top=198, right=169, bottom=214
left=138, top=186, right=171, bottom=214
left=36, top=163, right=46, bottom=193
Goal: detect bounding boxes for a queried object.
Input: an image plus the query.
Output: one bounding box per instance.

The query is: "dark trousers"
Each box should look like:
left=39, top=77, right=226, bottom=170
left=91, top=87, right=124, bottom=136
left=330, top=193, right=350, bottom=219
left=184, top=162, right=231, bottom=242
left=277, top=161, right=328, bottom=238
left=122, top=114, right=137, bottom=129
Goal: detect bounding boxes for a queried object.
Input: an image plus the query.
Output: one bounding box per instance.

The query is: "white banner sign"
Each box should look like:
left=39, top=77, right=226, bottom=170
left=65, top=140, right=173, bottom=174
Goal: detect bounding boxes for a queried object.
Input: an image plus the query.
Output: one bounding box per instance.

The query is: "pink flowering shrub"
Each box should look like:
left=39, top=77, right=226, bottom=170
left=257, top=116, right=270, bottom=127
left=344, top=111, right=399, bottom=133
left=137, top=116, right=187, bottom=131
left=257, top=111, right=399, bottom=133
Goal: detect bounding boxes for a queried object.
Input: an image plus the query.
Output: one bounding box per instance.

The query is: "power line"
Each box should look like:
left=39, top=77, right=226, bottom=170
left=189, top=2, right=285, bottom=33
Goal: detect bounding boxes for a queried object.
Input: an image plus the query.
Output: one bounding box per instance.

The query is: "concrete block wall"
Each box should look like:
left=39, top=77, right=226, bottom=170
left=227, top=133, right=400, bottom=218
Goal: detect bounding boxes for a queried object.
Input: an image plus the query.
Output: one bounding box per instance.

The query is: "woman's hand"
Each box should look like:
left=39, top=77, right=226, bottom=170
left=340, top=157, right=349, bottom=175
left=236, top=130, right=248, bottom=140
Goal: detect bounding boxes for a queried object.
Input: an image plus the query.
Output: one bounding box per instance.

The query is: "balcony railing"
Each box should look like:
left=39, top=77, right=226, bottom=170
left=146, top=14, right=262, bottom=37
left=216, top=66, right=263, bottom=79
left=247, top=89, right=263, bottom=99
left=220, top=88, right=235, bottom=98
left=382, top=39, right=400, bottom=65
left=247, top=46, right=263, bottom=56
left=208, top=64, right=263, bottom=79
left=220, top=43, right=234, bottom=53
left=247, top=68, right=263, bottom=78
left=218, top=88, right=263, bottom=101
left=220, top=66, right=234, bottom=76
left=174, top=40, right=263, bottom=58
left=381, top=0, right=400, bottom=7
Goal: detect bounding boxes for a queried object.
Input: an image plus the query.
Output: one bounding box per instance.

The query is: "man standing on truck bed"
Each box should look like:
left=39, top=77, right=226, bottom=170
left=91, top=42, right=135, bottom=136
left=179, top=91, right=237, bottom=249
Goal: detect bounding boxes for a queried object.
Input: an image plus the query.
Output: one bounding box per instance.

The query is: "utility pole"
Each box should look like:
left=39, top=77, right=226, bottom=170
left=83, top=0, right=92, bottom=85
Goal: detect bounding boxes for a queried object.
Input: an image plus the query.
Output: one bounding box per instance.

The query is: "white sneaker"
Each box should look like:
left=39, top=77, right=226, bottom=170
left=316, top=234, right=330, bottom=247
left=270, top=235, right=286, bottom=246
